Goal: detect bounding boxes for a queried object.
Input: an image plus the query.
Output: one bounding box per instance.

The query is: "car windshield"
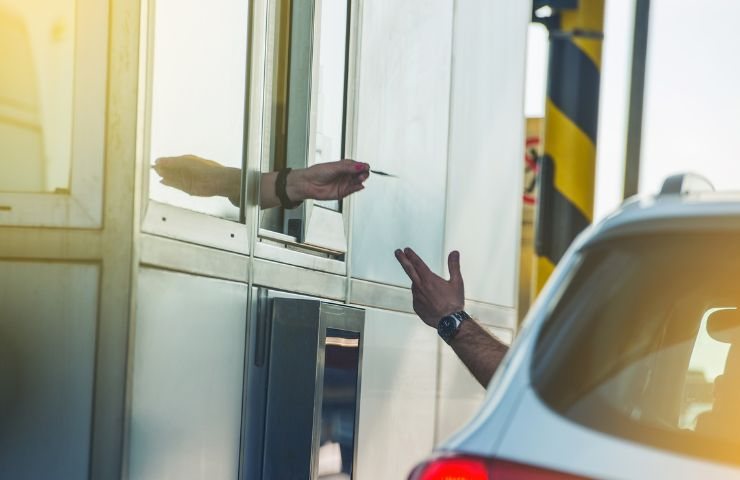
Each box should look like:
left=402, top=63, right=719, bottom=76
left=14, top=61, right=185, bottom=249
left=532, top=232, right=740, bottom=466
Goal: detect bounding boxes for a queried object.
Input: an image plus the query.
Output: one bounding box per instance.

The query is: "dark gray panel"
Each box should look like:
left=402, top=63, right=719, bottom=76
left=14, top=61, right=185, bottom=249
left=244, top=291, right=364, bottom=479
left=0, top=261, right=98, bottom=479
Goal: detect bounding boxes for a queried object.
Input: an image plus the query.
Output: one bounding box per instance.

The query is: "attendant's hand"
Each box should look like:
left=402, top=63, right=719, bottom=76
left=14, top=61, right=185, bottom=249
left=288, top=159, right=370, bottom=202
left=394, top=248, right=465, bottom=328
left=153, top=155, right=240, bottom=205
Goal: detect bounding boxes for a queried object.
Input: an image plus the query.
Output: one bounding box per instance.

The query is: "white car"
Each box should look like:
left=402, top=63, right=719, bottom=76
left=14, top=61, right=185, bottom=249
left=410, top=175, right=740, bottom=479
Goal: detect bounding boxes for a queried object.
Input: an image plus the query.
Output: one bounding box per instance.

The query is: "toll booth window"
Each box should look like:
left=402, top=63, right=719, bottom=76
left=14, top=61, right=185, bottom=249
left=318, top=329, right=360, bottom=479
left=1, top=0, right=75, bottom=193
left=147, top=0, right=249, bottom=221
left=311, top=0, right=349, bottom=212
left=261, top=0, right=351, bottom=253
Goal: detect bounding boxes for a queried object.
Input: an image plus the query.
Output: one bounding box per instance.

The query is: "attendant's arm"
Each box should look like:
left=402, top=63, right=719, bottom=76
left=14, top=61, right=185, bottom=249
left=395, top=248, right=508, bottom=387
left=154, top=156, right=369, bottom=209
left=259, top=160, right=369, bottom=209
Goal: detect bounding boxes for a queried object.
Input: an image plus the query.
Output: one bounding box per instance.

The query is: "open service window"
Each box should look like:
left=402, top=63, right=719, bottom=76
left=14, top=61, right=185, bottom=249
left=260, top=0, right=356, bottom=256
left=243, top=290, right=364, bottom=479
left=141, top=0, right=251, bottom=251
left=0, top=0, right=107, bottom=227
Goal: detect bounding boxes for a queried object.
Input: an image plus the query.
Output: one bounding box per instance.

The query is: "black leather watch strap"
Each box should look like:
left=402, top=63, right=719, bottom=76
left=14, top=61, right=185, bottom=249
left=276, top=168, right=301, bottom=209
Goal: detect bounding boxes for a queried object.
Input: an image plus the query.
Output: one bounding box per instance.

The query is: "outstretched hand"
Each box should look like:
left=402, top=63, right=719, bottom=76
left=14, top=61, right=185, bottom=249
left=394, top=248, right=465, bottom=328
left=153, top=155, right=240, bottom=204
left=154, top=156, right=371, bottom=209
left=290, top=159, right=370, bottom=202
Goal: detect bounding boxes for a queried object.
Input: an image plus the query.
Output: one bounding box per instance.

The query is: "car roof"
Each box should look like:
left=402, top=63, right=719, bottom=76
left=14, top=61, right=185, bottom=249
left=580, top=191, right=740, bottom=249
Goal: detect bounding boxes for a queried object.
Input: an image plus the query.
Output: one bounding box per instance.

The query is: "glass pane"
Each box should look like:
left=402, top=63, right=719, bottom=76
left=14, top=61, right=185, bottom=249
left=0, top=0, right=74, bottom=193
left=148, top=0, right=249, bottom=221
left=680, top=308, right=733, bottom=430
left=262, top=0, right=350, bottom=233
left=318, top=328, right=359, bottom=479
left=312, top=0, right=349, bottom=212
left=533, top=232, right=740, bottom=465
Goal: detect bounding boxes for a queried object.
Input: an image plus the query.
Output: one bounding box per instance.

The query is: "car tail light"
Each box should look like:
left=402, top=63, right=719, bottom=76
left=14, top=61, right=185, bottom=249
left=408, top=454, right=584, bottom=480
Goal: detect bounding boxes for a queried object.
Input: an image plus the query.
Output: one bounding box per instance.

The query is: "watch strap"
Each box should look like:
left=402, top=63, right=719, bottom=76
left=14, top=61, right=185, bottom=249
left=276, top=168, right=301, bottom=209
left=437, top=310, right=471, bottom=344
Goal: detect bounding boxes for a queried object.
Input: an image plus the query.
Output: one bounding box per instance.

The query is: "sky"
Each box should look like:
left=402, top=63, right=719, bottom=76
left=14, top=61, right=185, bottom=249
left=525, top=0, right=740, bottom=221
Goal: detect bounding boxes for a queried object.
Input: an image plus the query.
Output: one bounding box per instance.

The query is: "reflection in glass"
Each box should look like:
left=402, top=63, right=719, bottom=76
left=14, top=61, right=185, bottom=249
left=533, top=233, right=740, bottom=464
left=147, top=0, right=249, bottom=220
left=260, top=0, right=293, bottom=232
left=312, top=0, right=349, bottom=211
left=318, top=328, right=359, bottom=479
left=0, top=0, right=74, bottom=193
left=680, top=308, right=733, bottom=429
left=263, top=0, right=350, bottom=233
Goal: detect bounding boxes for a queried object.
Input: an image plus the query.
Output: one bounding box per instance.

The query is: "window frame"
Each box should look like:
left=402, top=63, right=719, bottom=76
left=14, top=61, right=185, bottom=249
left=257, top=0, right=360, bottom=262
left=0, top=0, right=108, bottom=228
left=138, top=0, right=251, bottom=253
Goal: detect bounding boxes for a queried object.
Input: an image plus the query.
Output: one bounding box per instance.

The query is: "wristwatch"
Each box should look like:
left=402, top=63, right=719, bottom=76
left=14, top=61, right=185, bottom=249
left=437, top=311, right=471, bottom=344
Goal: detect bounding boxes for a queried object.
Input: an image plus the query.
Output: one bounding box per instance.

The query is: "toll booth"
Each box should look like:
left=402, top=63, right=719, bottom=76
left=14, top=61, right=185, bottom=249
left=0, top=1, right=528, bottom=478
left=245, top=292, right=364, bottom=479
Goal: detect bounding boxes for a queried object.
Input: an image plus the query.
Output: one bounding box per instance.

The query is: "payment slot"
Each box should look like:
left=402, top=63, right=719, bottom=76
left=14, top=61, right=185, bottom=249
left=245, top=292, right=364, bottom=480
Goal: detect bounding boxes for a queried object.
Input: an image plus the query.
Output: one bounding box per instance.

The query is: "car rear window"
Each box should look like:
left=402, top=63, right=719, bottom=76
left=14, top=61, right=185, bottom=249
left=532, top=233, right=740, bottom=466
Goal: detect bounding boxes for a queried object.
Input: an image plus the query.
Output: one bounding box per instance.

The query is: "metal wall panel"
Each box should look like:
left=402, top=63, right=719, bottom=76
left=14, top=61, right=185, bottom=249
left=128, top=268, right=248, bottom=480
left=435, top=322, right=513, bottom=445
left=444, top=0, right=529, bottom=306
left=350, top=0, right=454, bottom=287
left=354, top=307, right=439, bottom=479
left=435, top=323, right=514, bottom=445
left=0, top=261, right=98, bottom=479
left=435, top=339, right=487, bottom=445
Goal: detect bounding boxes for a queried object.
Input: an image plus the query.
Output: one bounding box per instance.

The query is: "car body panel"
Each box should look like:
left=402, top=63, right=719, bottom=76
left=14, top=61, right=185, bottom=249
left=434, top=193, right=740, bottom=479
left=497, top=389, right=740, bottom=480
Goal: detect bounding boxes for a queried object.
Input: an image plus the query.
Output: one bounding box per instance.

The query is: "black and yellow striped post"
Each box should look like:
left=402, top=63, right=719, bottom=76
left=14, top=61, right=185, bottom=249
left=534, top=0, right=605, bottom=293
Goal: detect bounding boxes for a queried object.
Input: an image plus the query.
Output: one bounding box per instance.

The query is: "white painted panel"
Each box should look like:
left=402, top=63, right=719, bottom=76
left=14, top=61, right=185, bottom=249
left=351, top=0, right=454, bottom=286
left=444, top=0, right=529, bottom=306
left=435, top=339, right=486, bottom=446
left=128, top=268, right=248, bottom=480
left=354, top=308, right=439, bottom=479
left=434, top=321, right=511, bottom=445
left=0, top=261, right=97, bottom=479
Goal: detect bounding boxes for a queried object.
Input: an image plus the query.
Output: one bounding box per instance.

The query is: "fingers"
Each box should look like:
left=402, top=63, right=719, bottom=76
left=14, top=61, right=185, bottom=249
left=351, top=171, right=370, bottom=185
left=154, top=156, right=174, bottom=167
left=448, top=250, right=462, bottom=285
left=153, top=157, right=174, bottom=175
left=155, top=155, right=222, bottom=170
left=404, top=247, right=434, bottom=280
left=395, top=249, right=421, bottom=285
left=333, top=159, right=370, bottom=176
left=340, top=184, right=365, bottom=198
left=154, top=156, right=192, bottom=169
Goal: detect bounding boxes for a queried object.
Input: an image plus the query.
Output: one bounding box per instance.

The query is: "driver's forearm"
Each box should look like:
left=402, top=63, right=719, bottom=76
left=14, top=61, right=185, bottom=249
left=449, top=318, right=509, bottom=388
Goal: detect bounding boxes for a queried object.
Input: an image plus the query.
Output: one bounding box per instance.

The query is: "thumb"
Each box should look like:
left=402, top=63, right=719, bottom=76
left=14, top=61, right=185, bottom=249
left=448, top=250, right=462, bottom=284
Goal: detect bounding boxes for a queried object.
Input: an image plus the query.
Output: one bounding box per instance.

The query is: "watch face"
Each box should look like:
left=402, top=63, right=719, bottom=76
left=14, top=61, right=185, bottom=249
left=438, top=316, right=457, bottom=342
